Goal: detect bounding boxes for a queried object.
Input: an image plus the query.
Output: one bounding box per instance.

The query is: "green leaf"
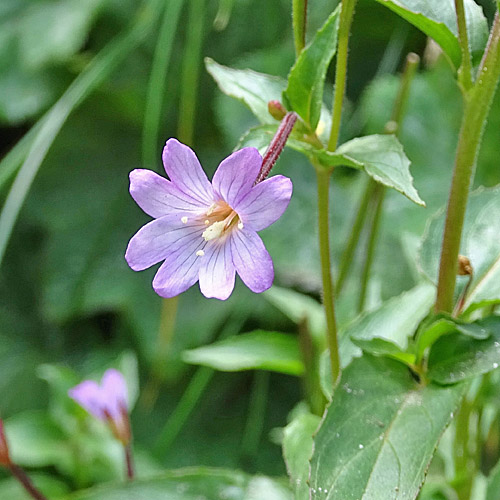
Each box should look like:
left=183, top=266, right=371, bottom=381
left=427, top=316, right=500, bottom=384
left=350, top=337, right=417, bottom=366
left=283, top=7, right=340, bottom=129
left=310, top=355, right=465, bottom=500
left=282, top=412, right=321, bottom=500
left=416, top=315, right=493, bottom=362
left=205, top=58, right=286, bottom=125
left=373, top=0, right=488, bottom=69
left=321, top=283, right=435, bottom=399
left=182, top=331, right=304, bottom=376
left=419, top=186, right=500, bottom=315
left=19, top=0, right=105, bottom=70
left=264, top=286, right=325, bottom=343
left=487, top=458, right=500, bottom=500
left=66, top=468, right=292, bottom=500
left=317, top=134, right=425, bottom=205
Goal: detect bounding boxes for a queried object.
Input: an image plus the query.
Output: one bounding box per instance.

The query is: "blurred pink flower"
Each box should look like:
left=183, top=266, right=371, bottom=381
left=69, top=369, right=130, bottom=445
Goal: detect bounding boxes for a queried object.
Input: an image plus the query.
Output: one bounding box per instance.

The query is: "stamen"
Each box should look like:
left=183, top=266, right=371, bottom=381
left=196, top=250, right=205, bottom=257
left=238, top=222, right=244, bottom=229
left=181, top=216, right=188, bottom=224
left=204, top=219, right=210, bottom=225
left=202, top=221, right=226, bottom=241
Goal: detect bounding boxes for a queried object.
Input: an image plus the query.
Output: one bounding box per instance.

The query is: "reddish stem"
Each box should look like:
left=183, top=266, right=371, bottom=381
left=9, top=465, right=48, bottom=500
left=125, top=443, right=135, bottom=480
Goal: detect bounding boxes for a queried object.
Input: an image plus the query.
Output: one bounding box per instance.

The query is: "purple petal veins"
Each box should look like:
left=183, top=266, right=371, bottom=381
left=125, top=138, right=293, bottom=300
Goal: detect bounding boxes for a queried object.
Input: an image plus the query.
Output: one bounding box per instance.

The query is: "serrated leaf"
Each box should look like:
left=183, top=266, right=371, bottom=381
left=205, top=58, right=286, bottom=125
left=284, top=7, right=340, bottom=129
left=282, top=412, right=321, bottom=500
left=321, top=283, right=435, bottom=399
left=67, top=468, right=292, bottom=500
left=317, top=134, right=425, bottom=205
left=182, top=331, right=304, bottom=376
left=427, top=316, right=500, bottom=384
left=419, top=186, right=500, bottom=315
left=416, top=315, right=493, bottom=362
left=374, top=0, right=488, bottom=69
left=310, top=355, right=465, bottom=500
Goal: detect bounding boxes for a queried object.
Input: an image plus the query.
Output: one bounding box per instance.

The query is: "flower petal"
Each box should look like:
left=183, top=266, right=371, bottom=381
left=152, top=228, right=205, bottom=298
left=69, top=381, right=106, bottom=420
left=212, top=148, right=262, bottom=207
left=101, top=369, right=128, bottom=417
left=125, top=215, right=203, bottom=271
left=198, top=241, right=236, bottom=300
left=162, top=139, right=214, bottom=206
left=129, top=169, right=208, bottom=218
left=231, top=230, right=274, bottom=293
left=233, top=175, right=293, bottom=231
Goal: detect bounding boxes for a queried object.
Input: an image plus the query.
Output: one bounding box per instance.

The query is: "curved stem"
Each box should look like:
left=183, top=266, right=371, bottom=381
left=316, top=167, right=340, bottom=387
left=435, top=13, right=500, bottom=313
left=292, top=0, right=308, bottom=55
left=327, top=0, right=357, bottom=151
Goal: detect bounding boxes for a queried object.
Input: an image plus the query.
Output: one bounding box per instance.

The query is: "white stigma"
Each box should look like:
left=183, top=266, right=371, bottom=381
left=202, top=221, right=225, bottom=241
left=238, top=221, right=244, bottom=230
left=196, top=250, right=205, bottom=257
left=181, top=216, right=188, bottom=224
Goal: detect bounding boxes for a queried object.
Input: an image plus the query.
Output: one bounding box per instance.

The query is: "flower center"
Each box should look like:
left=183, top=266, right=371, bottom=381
left=201, top=201, right=241, bottom=241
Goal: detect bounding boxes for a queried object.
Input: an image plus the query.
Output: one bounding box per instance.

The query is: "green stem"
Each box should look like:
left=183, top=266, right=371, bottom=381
left=337, top=53, right=419, bottom=296
left=455, top=0, right=474, bottom=92
left=292, top=0, right=307, bottom=56
left=241, top=371, right=270, bottom=460
left=358, top=184, right=385, bottom=312
left=298, top=318, right=326, bottom=415
left=316, top=167, right=340, bottom=387
left=177, top=0, right=206, bottom=146
left=327, top=0, right=357, bottom=151
left=142, top=0, right=185, bottom=169
left=454, top=396, right=473, bottom=500
left=336, top=178, right=375, bottom=294
left=140, top=296, right=179, bottom=410
left=435, top=13, right=500, bottom=313
left=153, top=314, right=246, bottom=456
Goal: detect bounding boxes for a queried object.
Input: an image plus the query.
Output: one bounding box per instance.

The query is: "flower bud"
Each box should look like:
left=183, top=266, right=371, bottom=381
left=457, top=255, right=473, bottom=276
left=268, top=100, right=287, bottom=121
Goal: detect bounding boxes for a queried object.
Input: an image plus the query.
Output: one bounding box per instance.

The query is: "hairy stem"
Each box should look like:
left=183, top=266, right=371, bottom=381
left=435, top=13, right=500, bottom=313
left=327, top=0, right=357, bottom=151
left=316, top=167, right=340, bottom=387
left=292, top=0, right=308, bottom=55
left=455, top=0, right=473, bottom=92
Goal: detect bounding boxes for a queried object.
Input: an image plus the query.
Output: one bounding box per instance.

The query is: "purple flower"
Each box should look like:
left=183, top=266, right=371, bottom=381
left=125, top=139, right=293, bottom=300
left=69, top=369, right=130, bottom=444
